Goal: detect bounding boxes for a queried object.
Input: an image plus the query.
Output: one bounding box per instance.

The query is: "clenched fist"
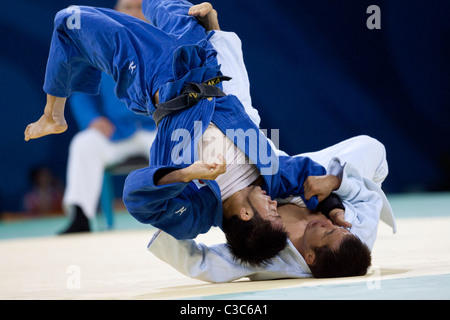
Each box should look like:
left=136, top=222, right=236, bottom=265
left=303, top=175, right=341, bottom=202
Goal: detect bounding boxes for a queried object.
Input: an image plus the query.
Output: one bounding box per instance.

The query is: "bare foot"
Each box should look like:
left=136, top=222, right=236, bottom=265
left=25, top=95, right=68, bottom=141
left=24, top=112, right=68, bottom=141
left=188, top=2, right=220, bottom=31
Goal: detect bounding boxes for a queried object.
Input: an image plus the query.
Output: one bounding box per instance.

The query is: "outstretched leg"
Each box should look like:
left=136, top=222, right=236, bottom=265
left=24, top=94, right=68, bottom=141
left=24, top=5, right=179, bottom=141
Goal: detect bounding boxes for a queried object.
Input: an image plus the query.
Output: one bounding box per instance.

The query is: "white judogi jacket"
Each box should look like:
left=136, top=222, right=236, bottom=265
left=147, top=150, right=396, bottom=283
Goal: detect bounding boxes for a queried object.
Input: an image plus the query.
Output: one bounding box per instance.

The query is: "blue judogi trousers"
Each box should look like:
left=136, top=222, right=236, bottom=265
left=43, top=4, right=218, bottom=117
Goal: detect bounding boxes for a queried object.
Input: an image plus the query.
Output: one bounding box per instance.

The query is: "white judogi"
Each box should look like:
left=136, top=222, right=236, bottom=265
left=148, top=134, right=396, bottom=282
left=147, top=31, right=396, bottom=283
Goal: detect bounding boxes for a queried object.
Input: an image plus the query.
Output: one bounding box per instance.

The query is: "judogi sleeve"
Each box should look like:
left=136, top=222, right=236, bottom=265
left=148, top=230, right=256, bottom=282
left=123, top=166, right=220, bottom=239
left=148, top=230, right=312, bottom=282
left=330, top=158, right=384, bottom=249
left=270, top=156, right=327, bottom=210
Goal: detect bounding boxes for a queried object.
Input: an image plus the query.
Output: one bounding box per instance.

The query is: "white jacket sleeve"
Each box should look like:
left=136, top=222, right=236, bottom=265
left=331, top=158, right=385, bottom=249
left=148, top=230, right=259, bottom=282
left=147, top=230, right=312, bottom=282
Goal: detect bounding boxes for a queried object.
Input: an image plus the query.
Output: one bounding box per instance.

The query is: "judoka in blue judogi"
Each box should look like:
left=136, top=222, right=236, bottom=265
left=25, top=0, right=346, bottom=266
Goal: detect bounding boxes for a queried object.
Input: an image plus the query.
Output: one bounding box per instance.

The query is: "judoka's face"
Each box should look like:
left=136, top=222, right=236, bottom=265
left=245, top=186, right=283, bottom=229
left=303, top=219, right=351, bottom=252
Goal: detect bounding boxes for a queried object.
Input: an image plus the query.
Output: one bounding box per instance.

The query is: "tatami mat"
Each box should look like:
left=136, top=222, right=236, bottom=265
left=1, top=192, right=449, bottom=300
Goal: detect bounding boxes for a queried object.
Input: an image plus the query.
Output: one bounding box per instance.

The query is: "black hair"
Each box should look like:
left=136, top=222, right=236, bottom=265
left=222, top=209, right=288, bottom=267
left=308, top=234, right=372, bottom=278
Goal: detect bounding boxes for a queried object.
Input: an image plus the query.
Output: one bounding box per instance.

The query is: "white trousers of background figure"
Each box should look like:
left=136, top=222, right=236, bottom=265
left=63, top=128, right=156, bottom=219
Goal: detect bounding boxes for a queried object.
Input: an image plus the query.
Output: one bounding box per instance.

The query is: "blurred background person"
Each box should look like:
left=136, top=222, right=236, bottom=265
left=59, top=0, right=157, bottom=234
left=23, top=166, right=64, bottom=217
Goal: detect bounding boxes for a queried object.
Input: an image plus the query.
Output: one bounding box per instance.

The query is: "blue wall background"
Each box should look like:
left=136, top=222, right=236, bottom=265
left=0, top=0, right=449, bottom=212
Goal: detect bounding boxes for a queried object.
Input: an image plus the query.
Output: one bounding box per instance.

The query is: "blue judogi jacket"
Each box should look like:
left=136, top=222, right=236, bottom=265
left=43, top=1, right=326, bottom=240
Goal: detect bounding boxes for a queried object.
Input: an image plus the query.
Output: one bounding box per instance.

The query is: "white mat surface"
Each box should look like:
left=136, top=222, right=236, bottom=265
left=1, top=216, right=449, bottom=299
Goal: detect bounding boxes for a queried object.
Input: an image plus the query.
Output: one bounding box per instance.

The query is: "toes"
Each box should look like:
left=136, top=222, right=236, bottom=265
left=24, top=125, right=30, bottom=134
left=24, top=125, right=33, bottom=141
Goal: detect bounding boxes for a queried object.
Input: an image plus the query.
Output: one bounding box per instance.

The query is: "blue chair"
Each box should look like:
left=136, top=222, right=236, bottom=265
left=100, top=155, right=148, bottom=229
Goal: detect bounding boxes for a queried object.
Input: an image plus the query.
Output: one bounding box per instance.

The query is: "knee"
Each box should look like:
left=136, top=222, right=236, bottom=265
left=354, top=135, right=386, bottom=157
left=355, top=135, right=388, bottom=175
left=54, top=7, right=72, bottom=25
left=357, top=135, right=389, bottom=184
left=54, top=6, right=82, bottom=29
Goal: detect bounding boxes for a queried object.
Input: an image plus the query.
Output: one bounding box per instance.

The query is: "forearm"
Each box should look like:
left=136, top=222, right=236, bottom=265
left=323, top=174, right=342, bottom=191
left=156, top=159, right=226, bottom=185
left=155, top=167, right=192, bottom=185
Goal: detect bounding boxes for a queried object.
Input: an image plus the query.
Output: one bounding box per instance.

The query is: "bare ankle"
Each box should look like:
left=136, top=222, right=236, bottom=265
left=49, top=95, right=67, bottom=125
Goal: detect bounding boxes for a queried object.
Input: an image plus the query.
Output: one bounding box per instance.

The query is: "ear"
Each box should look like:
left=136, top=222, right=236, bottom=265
left=304, top=250, right=316, bottom=265
left=238, top=207, right=252, bottom=221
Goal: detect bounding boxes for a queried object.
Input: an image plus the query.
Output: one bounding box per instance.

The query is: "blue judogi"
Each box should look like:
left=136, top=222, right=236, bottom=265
left=44, top=4, right=215, bottom=115
left=43, top=1, right=326, bottom=239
